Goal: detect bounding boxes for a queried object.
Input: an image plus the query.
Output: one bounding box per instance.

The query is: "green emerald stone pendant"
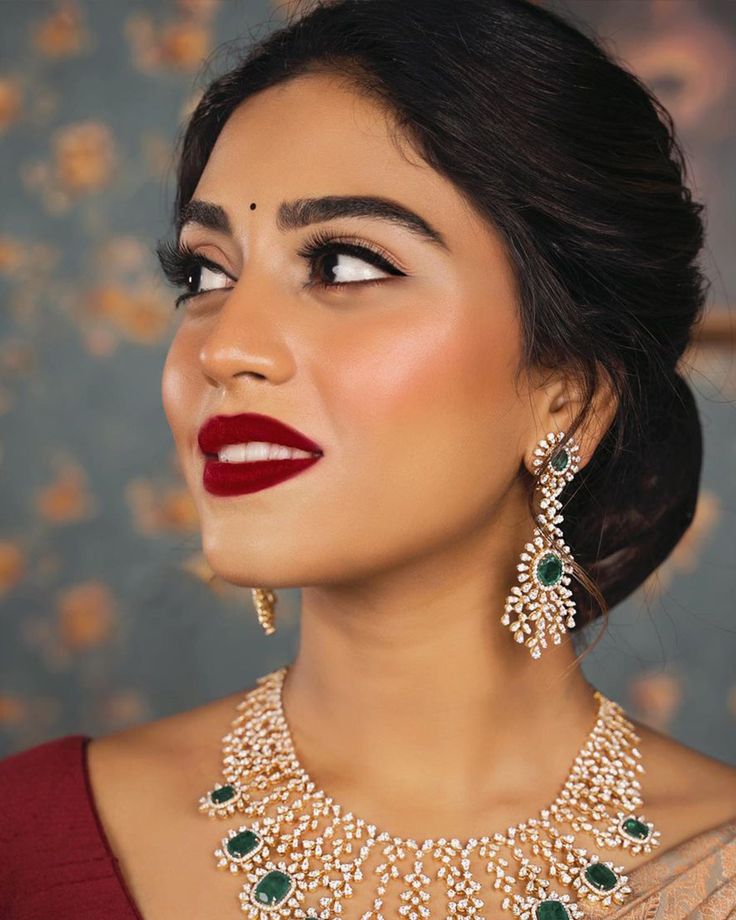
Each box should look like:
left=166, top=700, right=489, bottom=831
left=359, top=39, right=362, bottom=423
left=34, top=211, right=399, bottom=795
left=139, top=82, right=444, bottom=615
left=209, top=783, right=237, bottom=805
left=583, top=860, right=619, bottom=894
left=225, top=827, right=263, bottom=862
left=620, top=815, right=651, bottom=842
left=249, top=869, right=295, bottom=911
left=199, top=781, right=244, bottom=818
left=535, top=551, right=563, bottom=587
left=536, top=899, right=570, bottom=919
left=525, top=891, right=584, bottom=920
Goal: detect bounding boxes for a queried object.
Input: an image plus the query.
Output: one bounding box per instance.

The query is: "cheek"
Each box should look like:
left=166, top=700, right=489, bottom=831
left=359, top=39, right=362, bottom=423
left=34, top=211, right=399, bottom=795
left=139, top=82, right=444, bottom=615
left=316, top=297, right=525, bottom=526
left=161, top=330, right=199, bottom=449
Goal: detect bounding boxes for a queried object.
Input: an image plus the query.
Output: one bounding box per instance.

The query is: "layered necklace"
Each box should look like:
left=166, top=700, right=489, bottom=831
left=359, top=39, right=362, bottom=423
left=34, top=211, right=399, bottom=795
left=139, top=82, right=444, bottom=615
left=198, top=666, right=660, bottom=919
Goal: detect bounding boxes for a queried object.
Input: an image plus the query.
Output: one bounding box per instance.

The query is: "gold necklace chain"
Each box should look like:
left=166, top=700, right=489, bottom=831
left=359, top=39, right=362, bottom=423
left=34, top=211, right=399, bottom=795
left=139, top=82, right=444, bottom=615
left=199, top=666, right=661, bottom=919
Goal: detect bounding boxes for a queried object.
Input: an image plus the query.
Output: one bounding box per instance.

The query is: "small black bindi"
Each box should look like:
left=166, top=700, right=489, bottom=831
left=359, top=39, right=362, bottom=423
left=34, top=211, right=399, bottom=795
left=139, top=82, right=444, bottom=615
left=249, top=202, right=256, bottom=210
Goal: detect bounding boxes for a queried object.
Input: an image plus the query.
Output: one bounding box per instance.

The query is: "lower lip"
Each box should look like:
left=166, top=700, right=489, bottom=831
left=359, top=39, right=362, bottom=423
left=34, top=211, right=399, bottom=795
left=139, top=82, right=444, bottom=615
left=202, top=455, right=322, bottom=496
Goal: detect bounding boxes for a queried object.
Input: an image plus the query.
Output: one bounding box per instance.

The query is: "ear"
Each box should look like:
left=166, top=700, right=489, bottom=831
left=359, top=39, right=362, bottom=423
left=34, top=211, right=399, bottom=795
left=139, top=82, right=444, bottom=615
left=527, top=364, right=619, bottom=472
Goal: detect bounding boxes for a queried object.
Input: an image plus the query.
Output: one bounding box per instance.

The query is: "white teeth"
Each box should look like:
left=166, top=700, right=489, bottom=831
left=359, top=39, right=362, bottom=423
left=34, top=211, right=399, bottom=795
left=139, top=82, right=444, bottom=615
left=216, top=441, right=315, bottom=463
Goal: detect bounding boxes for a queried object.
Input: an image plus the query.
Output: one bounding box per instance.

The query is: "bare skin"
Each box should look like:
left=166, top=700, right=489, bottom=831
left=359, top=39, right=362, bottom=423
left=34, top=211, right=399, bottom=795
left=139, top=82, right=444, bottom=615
left=87, top=72, right=736, bottom=918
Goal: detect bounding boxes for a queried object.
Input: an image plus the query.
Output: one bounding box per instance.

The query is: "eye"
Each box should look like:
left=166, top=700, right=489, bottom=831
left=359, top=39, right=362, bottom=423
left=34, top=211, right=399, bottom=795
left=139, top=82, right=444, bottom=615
left=297, top=228, right=406, bottom=292
left=154, top=238, right=235, bottom=309
left=154, top=230, right=407, bottom=310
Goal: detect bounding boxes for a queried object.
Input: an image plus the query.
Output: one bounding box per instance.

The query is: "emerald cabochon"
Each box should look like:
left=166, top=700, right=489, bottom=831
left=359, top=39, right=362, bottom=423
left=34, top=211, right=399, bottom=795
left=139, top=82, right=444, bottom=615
left=209, top=783, right=237, bottom=805
left=583, top=861, right=618, bottom=892
left=226, top=828, right=261, bottom=860
left=251, top=869, right=294, bottom=908
left=536, top=900, right=570, bottom=919
left=551, top=448, right=570, bottom=472
left=621, top=817, right=650, bottom=841
left=535, top=551, right=563, bottom=587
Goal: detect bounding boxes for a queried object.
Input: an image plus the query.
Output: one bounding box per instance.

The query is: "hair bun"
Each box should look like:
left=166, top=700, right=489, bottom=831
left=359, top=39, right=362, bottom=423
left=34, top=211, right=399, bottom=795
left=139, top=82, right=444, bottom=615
left=567, top=367, right=703, bottom=625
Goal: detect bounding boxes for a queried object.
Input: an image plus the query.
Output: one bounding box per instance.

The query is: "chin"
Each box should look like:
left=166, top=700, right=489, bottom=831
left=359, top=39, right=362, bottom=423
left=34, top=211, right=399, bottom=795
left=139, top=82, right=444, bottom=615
left=200, top=539, right=303, bottom=589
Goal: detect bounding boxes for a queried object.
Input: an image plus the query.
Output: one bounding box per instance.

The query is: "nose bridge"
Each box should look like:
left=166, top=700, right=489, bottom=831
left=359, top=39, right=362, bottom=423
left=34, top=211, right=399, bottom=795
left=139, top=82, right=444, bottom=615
left=198, top=271, right=295, bottom=385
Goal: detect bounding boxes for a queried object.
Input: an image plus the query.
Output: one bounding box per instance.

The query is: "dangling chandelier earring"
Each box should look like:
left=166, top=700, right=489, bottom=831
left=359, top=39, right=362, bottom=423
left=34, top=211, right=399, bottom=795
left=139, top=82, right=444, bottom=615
left=501, top=430, right=581, bottom=659
left=251, top=588, right=277, bottom=636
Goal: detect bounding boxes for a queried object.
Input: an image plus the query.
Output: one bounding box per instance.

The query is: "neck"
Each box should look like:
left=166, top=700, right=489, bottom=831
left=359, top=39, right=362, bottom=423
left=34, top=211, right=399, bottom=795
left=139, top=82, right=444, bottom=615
left=281, top=522, right=600, bottom=840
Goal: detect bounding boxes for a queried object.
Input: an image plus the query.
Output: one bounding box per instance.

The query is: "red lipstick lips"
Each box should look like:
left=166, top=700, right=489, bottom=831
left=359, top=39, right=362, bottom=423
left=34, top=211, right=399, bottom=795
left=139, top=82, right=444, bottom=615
left=197, top=412, right=323, bottom=497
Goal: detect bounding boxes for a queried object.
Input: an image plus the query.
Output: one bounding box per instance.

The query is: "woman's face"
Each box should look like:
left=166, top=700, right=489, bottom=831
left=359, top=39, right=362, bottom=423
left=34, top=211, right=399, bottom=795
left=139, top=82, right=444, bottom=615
left=162, top=72, right=541, bottom=588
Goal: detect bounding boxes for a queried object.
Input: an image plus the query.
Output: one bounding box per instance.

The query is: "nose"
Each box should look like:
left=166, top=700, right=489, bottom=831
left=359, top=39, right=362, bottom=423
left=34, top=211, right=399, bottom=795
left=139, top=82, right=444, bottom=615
left=197, top=276, right=296, bottom=388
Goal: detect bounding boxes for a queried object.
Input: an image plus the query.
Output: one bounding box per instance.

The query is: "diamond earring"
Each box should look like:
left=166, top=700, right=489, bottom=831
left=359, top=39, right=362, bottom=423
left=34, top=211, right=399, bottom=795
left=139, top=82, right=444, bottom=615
left=501, top=430, right=581, bottom=659
left=252, top=588, right=277, bottom=635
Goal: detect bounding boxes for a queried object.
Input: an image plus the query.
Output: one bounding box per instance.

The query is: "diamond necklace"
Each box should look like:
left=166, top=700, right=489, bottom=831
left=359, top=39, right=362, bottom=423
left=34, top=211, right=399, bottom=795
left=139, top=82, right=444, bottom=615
left=198, top=665, right=661, bottom=919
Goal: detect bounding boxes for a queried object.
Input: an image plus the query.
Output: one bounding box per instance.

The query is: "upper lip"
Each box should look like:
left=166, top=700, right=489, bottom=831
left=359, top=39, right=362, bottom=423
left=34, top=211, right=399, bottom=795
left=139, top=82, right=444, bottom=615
left=197, top=412, right=324, bottom=457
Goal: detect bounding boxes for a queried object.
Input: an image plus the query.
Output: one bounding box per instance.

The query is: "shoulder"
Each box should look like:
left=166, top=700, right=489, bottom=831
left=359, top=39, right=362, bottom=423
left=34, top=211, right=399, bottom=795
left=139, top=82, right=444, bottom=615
left=84, top=687, right=252, bottom=851
left=631, top=717, right=736, bottom=842
left=88, top=685, right=250, bottom=775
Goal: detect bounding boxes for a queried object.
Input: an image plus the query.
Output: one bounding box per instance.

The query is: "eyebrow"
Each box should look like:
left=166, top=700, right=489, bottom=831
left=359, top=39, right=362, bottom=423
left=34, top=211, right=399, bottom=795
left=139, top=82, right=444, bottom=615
left=176, top=195, right=449, bottom=251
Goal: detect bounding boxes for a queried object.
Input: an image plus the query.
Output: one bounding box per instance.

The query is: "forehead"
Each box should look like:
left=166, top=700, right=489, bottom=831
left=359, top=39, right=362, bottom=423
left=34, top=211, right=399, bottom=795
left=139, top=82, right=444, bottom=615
left=193, top=72, right=475, bottom=233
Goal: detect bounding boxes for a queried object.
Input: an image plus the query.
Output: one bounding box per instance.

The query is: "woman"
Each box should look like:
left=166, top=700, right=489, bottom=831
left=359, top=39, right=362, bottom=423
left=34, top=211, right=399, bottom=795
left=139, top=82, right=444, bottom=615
left=1, top=0, right=734, bottom=917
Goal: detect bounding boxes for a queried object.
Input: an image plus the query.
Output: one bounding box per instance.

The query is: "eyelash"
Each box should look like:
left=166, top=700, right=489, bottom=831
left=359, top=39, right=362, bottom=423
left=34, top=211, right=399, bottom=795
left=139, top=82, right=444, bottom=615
left=155, top=229, right=406, bottom=309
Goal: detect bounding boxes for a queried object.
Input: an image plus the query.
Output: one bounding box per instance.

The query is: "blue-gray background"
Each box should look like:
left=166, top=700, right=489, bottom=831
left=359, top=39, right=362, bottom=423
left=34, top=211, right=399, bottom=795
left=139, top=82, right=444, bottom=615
left=0, top=0, right=734, bottom=762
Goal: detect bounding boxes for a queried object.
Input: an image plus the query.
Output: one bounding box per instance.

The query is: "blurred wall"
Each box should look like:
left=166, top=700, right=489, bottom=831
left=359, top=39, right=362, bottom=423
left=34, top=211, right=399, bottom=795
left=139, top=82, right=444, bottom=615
left=0, top=0, right=734, bottom=762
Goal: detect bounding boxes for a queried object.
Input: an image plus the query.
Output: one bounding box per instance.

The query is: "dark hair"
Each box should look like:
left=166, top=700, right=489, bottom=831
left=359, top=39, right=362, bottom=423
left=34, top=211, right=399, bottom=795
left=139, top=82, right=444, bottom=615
left=161, top=0, right=709, bottom=652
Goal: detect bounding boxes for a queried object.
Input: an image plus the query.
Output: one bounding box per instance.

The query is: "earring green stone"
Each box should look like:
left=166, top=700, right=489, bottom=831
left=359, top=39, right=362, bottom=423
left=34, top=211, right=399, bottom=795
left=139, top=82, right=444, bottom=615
left=535, top=550, right=564, bottom=587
